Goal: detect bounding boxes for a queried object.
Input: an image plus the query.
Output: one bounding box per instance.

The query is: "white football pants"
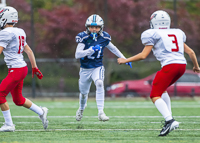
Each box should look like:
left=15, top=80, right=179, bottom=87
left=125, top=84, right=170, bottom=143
left=79, top=66, right=105, bottom=112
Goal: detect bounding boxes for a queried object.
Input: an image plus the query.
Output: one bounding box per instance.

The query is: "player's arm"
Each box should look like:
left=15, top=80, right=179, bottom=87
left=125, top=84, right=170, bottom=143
left=107, top=42, right=132, bottom=68
left=118, top=45, right=153, bottom=64
left=0, top=46, right=4, bottom=54
left=24, top=44, right=37, bottom=68
left=106, top=42, right=126, bottom=58
left=24, top=44, right=43, bottom=79
left=184, top=43, right=200, bottom=73
left=75, top=43, right=94, bottom=59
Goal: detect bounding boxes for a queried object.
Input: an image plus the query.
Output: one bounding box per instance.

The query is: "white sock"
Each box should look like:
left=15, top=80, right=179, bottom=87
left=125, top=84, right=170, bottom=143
left=154, top=98, right=173, bottom=121
left=161, top=92, right=172, bottom=115
left=2, top=109, right=13, bottom=126
left=96, top=88, right=104, bottom=113
left=29, top=103, right=43, bottom=116
left=79, top=93, right=88, bottom=110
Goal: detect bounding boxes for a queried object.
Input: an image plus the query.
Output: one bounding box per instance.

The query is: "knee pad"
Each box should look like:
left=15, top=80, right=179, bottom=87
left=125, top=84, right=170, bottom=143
left=150, top=94, right=161, bottom=99
left=13, top=97, right=26, bottom=106
left=80, top=93, right=88, bottom=99
left=0, top=94, right=7, bottom=104
left=95, top=80, right=104, bottom=89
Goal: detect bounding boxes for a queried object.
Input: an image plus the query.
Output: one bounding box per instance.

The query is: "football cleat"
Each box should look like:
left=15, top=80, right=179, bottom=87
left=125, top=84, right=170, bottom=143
left=76, top=109, right=84, bottom=121
left=98, top=111, right=109, bottom=122
left=0, top=123, right=15, bottom=132
left=39, top=107, right=49, bottom=130
left=159, top=119, right=179, bottom=136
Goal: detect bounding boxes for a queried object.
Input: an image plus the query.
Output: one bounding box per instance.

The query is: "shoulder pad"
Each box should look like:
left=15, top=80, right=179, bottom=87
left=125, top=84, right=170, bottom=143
left=76, top=31, right=89, bottom=43
left=101, top=31, right=111, bottom=41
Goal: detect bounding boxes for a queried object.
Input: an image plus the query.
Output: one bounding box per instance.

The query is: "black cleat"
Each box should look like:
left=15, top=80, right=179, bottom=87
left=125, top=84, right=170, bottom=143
left=159, top=119, right=179, bottom=136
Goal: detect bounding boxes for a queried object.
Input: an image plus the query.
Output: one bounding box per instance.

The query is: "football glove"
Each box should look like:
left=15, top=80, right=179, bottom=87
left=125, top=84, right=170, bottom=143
left=126, top=62, right=132, bottom=68
left=92, top=45, right=101, bottom=52
left=32, top=67, right=43, bottom=79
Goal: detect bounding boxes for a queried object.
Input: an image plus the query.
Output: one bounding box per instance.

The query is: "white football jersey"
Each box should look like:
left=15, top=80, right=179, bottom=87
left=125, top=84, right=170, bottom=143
left=0, top=27, right=27, bottom=68
left=141, top=28, right=187, bottom=67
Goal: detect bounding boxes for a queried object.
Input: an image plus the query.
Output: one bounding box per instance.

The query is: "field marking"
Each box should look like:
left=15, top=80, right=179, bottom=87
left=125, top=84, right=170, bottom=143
left=2, top=116, right=200, bottom=118
left=44, top=105, right=200, bottom=109
left=0, top=121, right=199, bottom=124
left=15, top=129, right=200, bottom=132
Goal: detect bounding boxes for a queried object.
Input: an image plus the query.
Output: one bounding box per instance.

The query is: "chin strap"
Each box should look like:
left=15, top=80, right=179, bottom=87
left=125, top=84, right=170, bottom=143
left=90, top=32, right=98, bottom=40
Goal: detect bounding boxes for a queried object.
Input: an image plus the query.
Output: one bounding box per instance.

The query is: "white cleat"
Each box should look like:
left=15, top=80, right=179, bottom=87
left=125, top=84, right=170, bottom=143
left=76, top=109, right=83, bottom=121
left=39, top=107, right=49, bottom=130
left=98, top=111, right=109, bottom=122
left=0, top=123, right=15, bottom=132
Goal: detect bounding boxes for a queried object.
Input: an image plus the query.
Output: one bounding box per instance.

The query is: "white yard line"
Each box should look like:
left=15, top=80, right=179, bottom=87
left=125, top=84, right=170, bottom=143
left=44, top=105, right=200, bottom=108
left=0, top=121, right=199, bottom=124
left=2, top=116, right=199, bottom=118
left=16, top=128, right=200, bottom=132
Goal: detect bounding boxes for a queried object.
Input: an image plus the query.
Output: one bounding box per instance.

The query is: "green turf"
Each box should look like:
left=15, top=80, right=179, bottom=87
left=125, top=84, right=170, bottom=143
left=0, top=99, right=200, bottom=143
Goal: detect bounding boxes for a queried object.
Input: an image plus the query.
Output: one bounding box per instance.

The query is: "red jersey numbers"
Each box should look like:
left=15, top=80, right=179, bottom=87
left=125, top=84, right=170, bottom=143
left=168, top=34, right=179, bottom=52
left=18, top=36, right=25, bottom=54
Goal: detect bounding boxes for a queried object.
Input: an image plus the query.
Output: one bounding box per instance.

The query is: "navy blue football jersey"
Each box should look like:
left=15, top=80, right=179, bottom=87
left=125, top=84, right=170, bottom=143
left=75, top=31, right=111, bottom=68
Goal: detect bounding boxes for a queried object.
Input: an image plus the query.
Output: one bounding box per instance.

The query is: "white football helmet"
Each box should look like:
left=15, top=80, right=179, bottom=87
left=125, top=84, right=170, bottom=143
left=150, top=10, right=171, bottom=29
left=0, top=6, right=18, bottom=29
left=85, top=14, right=104, bottom=34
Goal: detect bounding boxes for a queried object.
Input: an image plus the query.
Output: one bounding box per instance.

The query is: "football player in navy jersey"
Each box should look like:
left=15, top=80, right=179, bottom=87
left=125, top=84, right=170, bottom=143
left=75, top=14, right=132, bottom=122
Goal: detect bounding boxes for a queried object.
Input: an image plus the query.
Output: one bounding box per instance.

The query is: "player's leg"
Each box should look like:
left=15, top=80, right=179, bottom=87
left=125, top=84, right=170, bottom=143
left=161, top=91, right=172, bottom=115
left=150, top=64, right=186, bottom=136
left=11, top=79, right=49, bottom=130
left=0, top=69, right=20, bottom=132
left=92, top=66, right=109, bottom=121
left=76, top=68, right=92, bottom=121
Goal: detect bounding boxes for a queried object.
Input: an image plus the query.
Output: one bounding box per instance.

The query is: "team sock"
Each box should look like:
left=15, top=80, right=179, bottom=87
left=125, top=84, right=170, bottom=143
left=154, top=98, right=173, bottom=121
left=79, top=93, right=88, bottom=110
left=161, top=92, right=172, bottom=115
left=2, top=109, right=13, bottom=126
left=29, top=103, right=44, bottom=116
left=96, top=88, right=104, bottom=113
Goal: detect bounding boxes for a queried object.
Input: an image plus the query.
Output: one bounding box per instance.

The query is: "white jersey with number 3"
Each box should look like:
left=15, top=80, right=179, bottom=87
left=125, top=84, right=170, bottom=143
left=141, top=28, right=187, bottom=67
left=0, top=27, right=27, bottom=68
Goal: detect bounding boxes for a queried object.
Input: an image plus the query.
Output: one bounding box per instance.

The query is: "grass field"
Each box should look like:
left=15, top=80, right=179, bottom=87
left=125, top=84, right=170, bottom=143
left=0, top=98, right=200, bottom=143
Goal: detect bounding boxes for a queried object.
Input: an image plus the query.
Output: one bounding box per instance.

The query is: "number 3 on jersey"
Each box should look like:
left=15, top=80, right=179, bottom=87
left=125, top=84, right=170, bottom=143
left=168, top=34, right=179, bottom=52
left=18, top=36, right=25, bottom=54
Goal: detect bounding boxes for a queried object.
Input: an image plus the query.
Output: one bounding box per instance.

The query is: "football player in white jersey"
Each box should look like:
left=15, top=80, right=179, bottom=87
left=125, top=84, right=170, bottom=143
left=0, top=6, right=49, bottom=132
left=118, top=10, right=200, bottom=136
left=75, top=14, right=132, bottom=122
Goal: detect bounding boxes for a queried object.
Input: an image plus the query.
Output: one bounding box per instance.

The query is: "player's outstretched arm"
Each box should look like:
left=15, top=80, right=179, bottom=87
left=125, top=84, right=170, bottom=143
left=106, top=42, right=132, bottom=68
left=24, top=45, right=43, bottom=79
left=118, top=45, right=153, bottom=64
left=184, top=43, right=200, bottom=73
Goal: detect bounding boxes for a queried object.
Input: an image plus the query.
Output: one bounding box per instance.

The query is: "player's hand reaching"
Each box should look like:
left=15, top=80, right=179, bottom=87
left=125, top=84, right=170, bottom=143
left=32, top=67, right=43, bottom=79
left=92, top=45, right=101, bottom=52
left=193, top=67, right=200, bottom=73
left=118, top=58, right=127, bottom=64
left=126, top=62, right=132, bottom=68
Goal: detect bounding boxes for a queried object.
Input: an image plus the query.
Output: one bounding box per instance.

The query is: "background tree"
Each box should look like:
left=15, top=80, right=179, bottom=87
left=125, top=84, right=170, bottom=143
left=6, top=0, right=200, bottom=57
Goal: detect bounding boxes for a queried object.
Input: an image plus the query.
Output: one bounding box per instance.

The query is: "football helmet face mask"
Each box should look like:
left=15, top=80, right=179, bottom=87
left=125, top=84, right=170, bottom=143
left=0, top=6, right=18, bottom=29
left=150, top=10, right=171, bottom=29
left=85, top=14, right=104, bottom=39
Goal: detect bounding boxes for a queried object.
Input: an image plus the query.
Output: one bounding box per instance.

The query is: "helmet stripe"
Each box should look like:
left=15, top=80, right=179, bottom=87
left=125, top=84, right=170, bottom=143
left=93, top=14, right=96, bottom=22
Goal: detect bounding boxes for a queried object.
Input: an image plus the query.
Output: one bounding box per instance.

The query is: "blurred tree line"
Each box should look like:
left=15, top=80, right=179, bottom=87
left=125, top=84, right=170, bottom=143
left=7, top=0, right=200, bottom=59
